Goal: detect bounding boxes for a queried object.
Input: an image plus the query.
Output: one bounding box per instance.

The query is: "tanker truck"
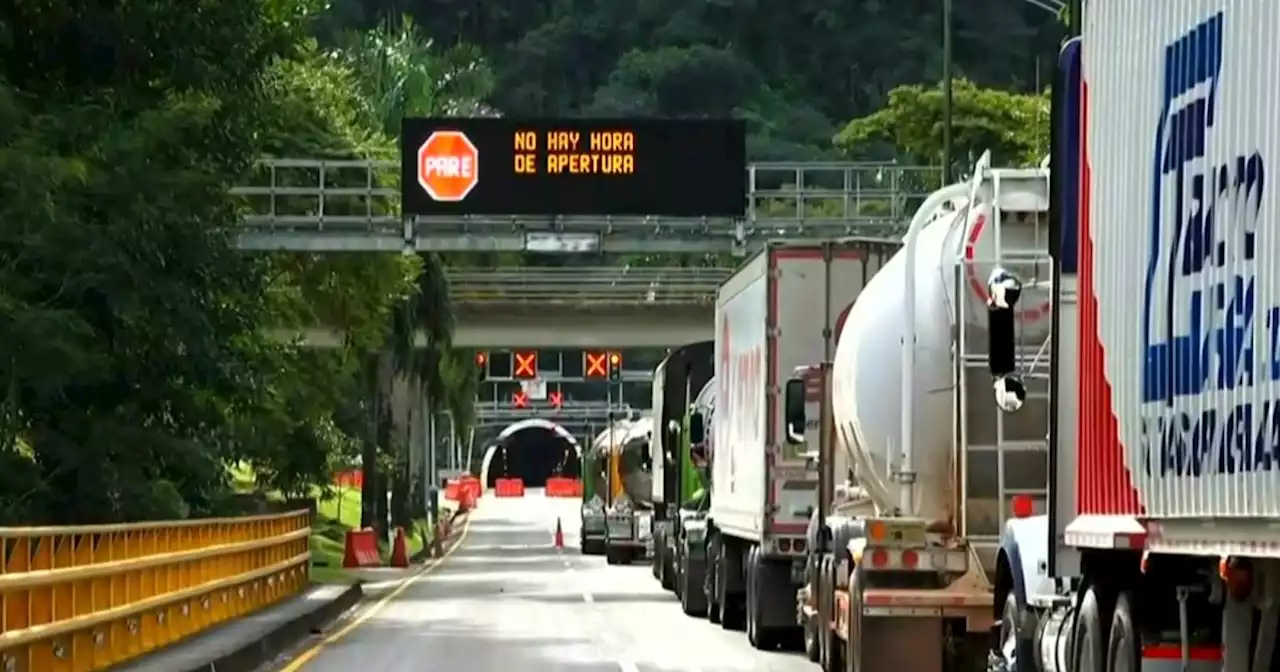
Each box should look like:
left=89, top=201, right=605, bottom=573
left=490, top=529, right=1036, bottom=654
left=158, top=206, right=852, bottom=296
left=581, top=417, right=634, bottom=556
left=702, top=238, right=898, bottom=649
left=649, top=341, right=714, bottom=593
left=593, top=415, right=654, bottom=565
left=787, top=153, right=1052, bottom=671
left=995, top=6, right=1280, bottom=670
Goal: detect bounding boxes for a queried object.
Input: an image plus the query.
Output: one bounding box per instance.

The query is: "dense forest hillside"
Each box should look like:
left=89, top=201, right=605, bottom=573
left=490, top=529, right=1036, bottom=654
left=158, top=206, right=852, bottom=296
left=321, top=0, right=1064, bottom=160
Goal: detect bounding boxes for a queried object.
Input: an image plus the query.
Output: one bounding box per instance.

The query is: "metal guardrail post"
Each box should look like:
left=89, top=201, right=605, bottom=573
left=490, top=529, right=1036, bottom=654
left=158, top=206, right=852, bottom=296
left=0, top=511, right=311, bottom=671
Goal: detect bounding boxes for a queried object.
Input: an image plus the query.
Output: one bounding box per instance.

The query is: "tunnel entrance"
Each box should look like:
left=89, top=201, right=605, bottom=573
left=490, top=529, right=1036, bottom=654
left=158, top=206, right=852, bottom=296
left=481, top=419, right=582, bottom=489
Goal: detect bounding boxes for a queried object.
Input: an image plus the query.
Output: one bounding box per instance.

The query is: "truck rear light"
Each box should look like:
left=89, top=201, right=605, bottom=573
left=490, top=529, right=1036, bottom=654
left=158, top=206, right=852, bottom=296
left=859, top=547, right=967, bottom=573
left=1219, top=557, right=1253, bottom=601
left=793, top=538, right=806, bottom=553
left=1010, top=494, right=1034, bottom=519
left=779, top=538, right=792, bottom=552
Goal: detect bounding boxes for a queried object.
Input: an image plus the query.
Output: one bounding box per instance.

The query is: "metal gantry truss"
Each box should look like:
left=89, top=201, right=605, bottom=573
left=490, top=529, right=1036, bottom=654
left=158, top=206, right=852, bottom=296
left=230, top=159, right=942, bottom=253
left=450, top=266, right=731, bottom=307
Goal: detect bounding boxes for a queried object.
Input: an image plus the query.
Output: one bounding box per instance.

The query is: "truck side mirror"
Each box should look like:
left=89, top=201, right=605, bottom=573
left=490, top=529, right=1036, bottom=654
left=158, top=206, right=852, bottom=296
left=688, top=412, right=705, bottom=444
left=987, top=268, right=1027, bottom=413
left=784, top=378, right=806, bottom=445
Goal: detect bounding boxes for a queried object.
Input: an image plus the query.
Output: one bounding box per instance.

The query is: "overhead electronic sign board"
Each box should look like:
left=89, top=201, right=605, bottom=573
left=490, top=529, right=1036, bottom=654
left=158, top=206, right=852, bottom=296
left=401, top=118, right=746, bottom=217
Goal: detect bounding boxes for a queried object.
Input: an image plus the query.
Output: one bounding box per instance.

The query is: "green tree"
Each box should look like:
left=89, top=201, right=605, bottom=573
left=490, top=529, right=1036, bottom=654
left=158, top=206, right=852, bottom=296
left=835, top=79, right=1051, bottom=170
left=0, top=0, right=322, bottom=523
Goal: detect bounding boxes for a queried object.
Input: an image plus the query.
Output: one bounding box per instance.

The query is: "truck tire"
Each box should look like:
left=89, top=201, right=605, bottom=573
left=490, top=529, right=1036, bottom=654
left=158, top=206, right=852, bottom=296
left=803, top=609, right=821, bottom=661
left=652, top=527, right=664, bottom=580
left=717, top=541, right=745, bottom=631
left=746, top=547, right=760, bottom=646
left=747, top=547, right=786, bottom=650
left=1106, top=591, right=1139, bottom=672
left=706, top=536, right=722, bottom=624
left=819, top=557, right=843, bottom=672
left=680, top=553, right=707, bottom=616
left=1072, top=586, right=1108, bottom=672
left=660, top=540, right=676, bottom=590
left=846, top=564, right=864, bottom=672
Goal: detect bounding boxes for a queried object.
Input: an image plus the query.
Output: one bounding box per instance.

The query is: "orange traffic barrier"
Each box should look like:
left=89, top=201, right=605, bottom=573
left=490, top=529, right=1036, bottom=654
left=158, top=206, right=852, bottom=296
left=343, top=528, right=381, bottom=568
left=458, top=475, right=482, bottom=499
left=495, top=478, right=525, bottom=497
left=546, top=477, right=584, bottom=497
left=390, top=526, right=410, bottom=568
left=444, top=480, right=461, bottom=500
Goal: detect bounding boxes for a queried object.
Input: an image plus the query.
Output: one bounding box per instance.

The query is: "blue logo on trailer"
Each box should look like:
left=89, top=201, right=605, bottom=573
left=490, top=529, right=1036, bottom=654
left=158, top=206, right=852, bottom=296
left=1141, top=12, right=1275, bottom=477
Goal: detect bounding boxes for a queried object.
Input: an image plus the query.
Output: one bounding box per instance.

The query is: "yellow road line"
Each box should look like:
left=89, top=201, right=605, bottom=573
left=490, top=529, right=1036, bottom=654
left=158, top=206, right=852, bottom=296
left=278, top=514, right=474, bottom=671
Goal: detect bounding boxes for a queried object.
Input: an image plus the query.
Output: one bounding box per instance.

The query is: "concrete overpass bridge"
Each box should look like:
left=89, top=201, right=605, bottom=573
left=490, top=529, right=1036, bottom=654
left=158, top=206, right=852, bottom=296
left=284, top=265, right=725, bottom=348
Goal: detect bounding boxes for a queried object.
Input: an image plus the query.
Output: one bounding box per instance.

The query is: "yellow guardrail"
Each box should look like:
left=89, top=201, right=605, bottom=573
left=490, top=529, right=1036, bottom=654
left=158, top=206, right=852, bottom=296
left=0, top=510, right=311, bottom=672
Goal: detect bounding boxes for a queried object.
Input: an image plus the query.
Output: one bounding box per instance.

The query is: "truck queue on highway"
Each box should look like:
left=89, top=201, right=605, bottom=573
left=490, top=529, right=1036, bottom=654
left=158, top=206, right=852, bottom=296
left=580, top=3, right=1280, bottom=671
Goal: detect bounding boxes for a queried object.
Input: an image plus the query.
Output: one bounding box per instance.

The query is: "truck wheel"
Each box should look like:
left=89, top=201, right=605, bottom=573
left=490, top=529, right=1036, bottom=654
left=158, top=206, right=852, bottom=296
left=746, top=547, right=760, bottom=646
left=706, top=536, right=721, bottom=624
left=846, top=565, right=864, bottom=672
left=819, top=558, right=843, bottom=672
left=660, top=542, right=676, bottom=591
left=680, top=554, right=707, bottom=616
left=804, top=611, right=821, bottom=661
left=717, top=542, right=745, bottom=631
left=1106, top=591, right=1139, bottom=672
left=1072, top=586, right=1108, bottom=672
left=606, top=545, right=621, bottom=565
left=747, top=547, right=783, bottom=650
left=652, top=528, right=664, bottom=580
left=996, top=591, right=1020, bottom=669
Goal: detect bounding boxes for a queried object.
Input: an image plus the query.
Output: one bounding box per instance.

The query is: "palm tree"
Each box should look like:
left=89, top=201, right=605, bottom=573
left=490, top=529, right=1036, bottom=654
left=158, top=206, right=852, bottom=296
left=339, top=16, right=495, bottom=529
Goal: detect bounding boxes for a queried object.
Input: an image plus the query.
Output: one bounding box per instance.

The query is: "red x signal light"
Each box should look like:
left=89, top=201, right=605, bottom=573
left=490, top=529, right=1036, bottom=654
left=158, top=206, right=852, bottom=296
left=514, top=351, right=538, bottom=379
left=585, top=352, right=608, bottom=378
left=513, top=391, right=528, bottom=408
left=549, top=391, right=563, bottom=409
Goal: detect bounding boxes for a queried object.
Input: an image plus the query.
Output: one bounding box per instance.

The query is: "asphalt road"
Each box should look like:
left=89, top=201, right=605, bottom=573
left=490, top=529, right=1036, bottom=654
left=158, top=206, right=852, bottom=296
left=278, top=489, right=815, bottom=672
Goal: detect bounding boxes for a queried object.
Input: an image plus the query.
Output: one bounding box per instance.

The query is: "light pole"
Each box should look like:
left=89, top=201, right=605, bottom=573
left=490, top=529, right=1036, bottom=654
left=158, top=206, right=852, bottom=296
left=941, top=0, right=953, bottom=184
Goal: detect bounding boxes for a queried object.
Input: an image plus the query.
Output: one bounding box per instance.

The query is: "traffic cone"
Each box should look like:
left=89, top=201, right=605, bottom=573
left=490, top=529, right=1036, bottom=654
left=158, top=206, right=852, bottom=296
left=554, top=516, right=564, bottom=550
left=390, top=526, right=410, bottom=568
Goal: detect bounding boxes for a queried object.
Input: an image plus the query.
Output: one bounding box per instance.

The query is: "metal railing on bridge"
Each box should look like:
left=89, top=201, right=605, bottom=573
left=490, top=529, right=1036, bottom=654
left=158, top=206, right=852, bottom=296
left=0, top=511, right=309, bottom=671
left=232, top=159, right=941, bottom=253
left=450, top=267, right=729, bottom=307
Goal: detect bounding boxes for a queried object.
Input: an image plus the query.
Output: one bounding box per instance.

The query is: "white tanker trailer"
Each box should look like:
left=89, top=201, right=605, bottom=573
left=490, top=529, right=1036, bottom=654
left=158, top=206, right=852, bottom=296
left=580, top=418, right=634, bottom=555
left=580, top=416, right=655, bottom=563
left=785, top=153, right=1053, bottom=671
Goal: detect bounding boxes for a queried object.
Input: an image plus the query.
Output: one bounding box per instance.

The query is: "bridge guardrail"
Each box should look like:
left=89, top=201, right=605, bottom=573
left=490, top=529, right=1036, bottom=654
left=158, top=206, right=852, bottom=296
left=0, top=510, right=310, bottom=671
left=231, top=159, right=941, bottom=248
left=449, top=267, right=731, bottom=306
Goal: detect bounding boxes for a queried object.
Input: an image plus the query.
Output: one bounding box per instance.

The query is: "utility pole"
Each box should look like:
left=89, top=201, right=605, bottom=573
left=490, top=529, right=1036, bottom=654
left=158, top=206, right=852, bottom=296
left=941, top=0, right=954, bottom=184
left=1069, top=0, right=1081, bottom=35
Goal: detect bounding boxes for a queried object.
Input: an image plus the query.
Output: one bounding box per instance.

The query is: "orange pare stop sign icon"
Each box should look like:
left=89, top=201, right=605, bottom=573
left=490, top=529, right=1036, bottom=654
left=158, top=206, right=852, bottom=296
left=417, top=130, right=479, bottom=202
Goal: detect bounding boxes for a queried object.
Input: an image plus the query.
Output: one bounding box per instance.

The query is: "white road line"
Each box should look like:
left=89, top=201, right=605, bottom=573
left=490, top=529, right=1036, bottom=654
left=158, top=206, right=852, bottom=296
left=565, top=562, right=636, bottom=672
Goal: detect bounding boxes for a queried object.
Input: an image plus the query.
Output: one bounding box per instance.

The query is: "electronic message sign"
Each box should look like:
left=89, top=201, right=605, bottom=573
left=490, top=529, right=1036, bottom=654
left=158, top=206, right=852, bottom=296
left=401, top=118, right=746, bottom=217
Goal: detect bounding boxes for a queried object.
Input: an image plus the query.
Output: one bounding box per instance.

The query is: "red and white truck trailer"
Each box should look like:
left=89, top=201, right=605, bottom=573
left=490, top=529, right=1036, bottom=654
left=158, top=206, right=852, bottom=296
left=994, top=2, right=1280, bottom=670
left=704, top=240, right=897, bottom=648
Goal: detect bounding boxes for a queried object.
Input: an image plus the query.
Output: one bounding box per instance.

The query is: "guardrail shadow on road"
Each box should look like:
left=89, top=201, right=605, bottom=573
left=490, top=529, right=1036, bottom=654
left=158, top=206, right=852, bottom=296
left=517, top=592, right=678, bottom=605
left=316, top=620, right=634, bottom=669
left=458, top=544, right=565, bottom=559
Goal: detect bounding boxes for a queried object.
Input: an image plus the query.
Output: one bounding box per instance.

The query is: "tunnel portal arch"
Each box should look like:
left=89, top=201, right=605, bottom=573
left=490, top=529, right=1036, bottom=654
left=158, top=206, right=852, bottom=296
left=480, top=418, right=583, bottom=488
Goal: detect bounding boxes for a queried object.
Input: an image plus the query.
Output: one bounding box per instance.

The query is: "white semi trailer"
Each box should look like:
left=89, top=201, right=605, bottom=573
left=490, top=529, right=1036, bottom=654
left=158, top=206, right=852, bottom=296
left=997, top=3, right=1280, bottom=670
left=703, top=239, right=898, bottom=648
